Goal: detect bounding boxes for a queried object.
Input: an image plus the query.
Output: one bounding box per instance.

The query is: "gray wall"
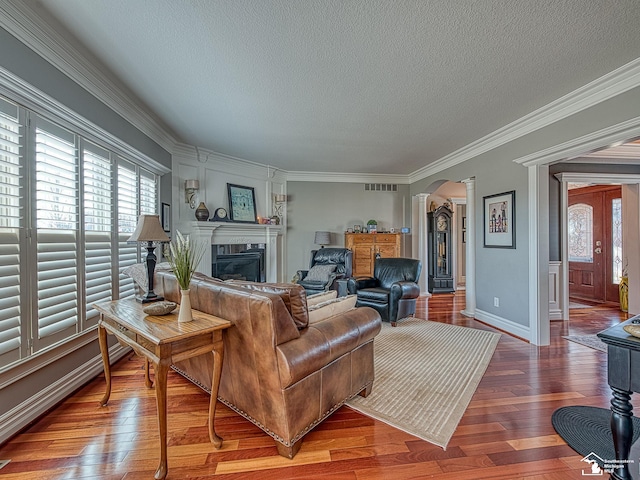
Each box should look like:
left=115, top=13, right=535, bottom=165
left=286, top=182, right=411, bottom=281
left=411, top=84, right=640, bottom=330
left=0, top=26, right=173, bottom=422
left=0, top=26, right=171, bottom=170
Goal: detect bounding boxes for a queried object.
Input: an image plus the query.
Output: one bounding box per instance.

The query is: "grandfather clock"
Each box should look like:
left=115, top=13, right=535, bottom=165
left=427, top=205, right=454, bottom=293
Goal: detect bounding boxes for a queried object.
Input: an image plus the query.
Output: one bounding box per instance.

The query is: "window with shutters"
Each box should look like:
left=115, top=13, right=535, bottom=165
left=0, top=97, right=24, bottom=368
left=34, top=117, right=79, bottom=351
left=0, top=93, right=162, bottom=372
left=83, top=142, right=113, bottom=327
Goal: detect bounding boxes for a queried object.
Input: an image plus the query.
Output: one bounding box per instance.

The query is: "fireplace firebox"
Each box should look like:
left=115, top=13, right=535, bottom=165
left=212, top=244, right=265, bottom=282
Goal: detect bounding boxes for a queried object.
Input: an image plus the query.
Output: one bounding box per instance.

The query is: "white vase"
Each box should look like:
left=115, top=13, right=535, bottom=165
left=178, top=289, right=193, bottom=323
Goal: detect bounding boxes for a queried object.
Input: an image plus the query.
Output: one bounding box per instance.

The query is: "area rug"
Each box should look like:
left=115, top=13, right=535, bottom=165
left=346, top=318, right=500, bottom=449
left=552, top=406, right=640, bottom=468
left=562, top=335, right=607, bottom=353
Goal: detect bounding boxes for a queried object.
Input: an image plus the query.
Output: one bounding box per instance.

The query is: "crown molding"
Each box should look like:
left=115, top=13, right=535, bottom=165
left=0, top=0, right=178, bottom=153
left=0, top=66, right=170, bottom=175
left=512, top=115, right=640, bottom=167
left=285, top=170, right=410, bottom=184
left=581, top=143, right=640, bottom=160
left=554, top=172, right=640, bottom=185
left=409, top=57, right=640, bottom=183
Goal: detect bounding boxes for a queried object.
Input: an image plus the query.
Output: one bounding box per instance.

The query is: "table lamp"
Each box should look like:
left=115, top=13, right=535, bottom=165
left=128, top=214, right=170, bottom=303
left=314, top=231, right=331, bottom=248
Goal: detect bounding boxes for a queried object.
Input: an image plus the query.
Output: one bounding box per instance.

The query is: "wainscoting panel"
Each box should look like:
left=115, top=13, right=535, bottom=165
left=549, top=261, right=563, bottom=320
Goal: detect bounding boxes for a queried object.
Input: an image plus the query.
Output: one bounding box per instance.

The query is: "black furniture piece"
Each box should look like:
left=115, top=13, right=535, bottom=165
left=427, top=205, right=454, bottom=293
left=296, top=247, right=353, bottom=295
left=597, top=316, right=640, bottom=480
left=347, top=257, right=421, bottom=326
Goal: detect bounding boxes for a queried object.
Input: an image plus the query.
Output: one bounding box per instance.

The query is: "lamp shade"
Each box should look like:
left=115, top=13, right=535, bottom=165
left=185, top=179, right=199, bottom=190
left=314, top=231, right=331, bottom=246
left=128, top=215, right=170, bottom=243
left=274, top=193, right=287, bottom=203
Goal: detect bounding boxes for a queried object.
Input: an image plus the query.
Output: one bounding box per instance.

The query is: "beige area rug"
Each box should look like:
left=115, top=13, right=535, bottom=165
left=562, top=335, right=607, bottom=352
left=347, top=318, right=500, bottom=449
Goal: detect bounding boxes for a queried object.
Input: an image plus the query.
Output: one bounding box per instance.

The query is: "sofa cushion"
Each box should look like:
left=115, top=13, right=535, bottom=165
left=226, top=280, right=309, bottom=329
left=304, top=264, right=336, bottom=282
left=308, top=295, right=357, bottom=324
left=306, top=290, right=338, bottom=307
left=354, top=287, right=389, bottom=303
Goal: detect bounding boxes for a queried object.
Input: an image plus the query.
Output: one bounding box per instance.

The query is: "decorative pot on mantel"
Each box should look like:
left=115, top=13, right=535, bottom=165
left=178, top=289, right=193, bottom=323
left=195, top=202, right=210, bottom=221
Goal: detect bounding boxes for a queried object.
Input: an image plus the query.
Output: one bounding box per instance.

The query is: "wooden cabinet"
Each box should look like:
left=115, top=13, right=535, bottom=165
left=345, top=233, right=401, bottom=277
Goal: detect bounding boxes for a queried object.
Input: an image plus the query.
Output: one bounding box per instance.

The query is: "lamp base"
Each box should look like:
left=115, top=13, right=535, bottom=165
left=136, top=293, right=165, bottom=304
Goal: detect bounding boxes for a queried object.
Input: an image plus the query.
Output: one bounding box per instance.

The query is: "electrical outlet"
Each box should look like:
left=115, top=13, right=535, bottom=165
left=494, top=297, right=499, bottom=307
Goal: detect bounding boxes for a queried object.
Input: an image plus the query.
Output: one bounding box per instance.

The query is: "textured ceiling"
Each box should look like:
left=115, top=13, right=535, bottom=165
left=31, top=0, right=640, bottom=174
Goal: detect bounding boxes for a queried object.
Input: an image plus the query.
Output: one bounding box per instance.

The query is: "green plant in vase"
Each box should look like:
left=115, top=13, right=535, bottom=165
left=165, top=231, right=205, bottom=322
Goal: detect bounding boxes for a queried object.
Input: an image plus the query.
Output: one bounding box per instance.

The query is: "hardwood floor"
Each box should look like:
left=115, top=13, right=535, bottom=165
left=0, top=294, right=630, bottom=479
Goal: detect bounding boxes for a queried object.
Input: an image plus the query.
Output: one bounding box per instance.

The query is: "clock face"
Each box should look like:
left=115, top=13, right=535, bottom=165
left=437, top=215, right=447, bottom=231
left=215, top=208, right=228, bottom=219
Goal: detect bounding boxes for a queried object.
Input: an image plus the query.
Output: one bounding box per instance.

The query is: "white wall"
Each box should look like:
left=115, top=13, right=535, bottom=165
left=172, top=145, right=288, bottom=280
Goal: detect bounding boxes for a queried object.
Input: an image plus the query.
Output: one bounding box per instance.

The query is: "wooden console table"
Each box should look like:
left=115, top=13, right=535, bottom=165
left=597, top=316, right=640, bottom=480
left=95, top=298, right=232, bottom=480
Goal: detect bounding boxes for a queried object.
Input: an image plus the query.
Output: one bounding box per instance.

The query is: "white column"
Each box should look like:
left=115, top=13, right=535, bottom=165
left=414, top=194, right=429, bottom=295
left=528, top=164, right=550, bottom=346
left=559, top=178, right=569, bottom=320
left=461, top=178, right=476, bottom=317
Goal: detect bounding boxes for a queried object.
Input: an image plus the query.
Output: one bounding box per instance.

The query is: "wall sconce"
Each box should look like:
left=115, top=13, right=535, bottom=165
left=185, top=179, right=199, bottom=209
left=273, top=193, right=287, bottom=222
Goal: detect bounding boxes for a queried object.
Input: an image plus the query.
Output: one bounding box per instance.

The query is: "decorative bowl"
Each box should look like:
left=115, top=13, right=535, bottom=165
left=623, top=324, right=640, bottom=339
left=143, top=301, right=177, bottom=316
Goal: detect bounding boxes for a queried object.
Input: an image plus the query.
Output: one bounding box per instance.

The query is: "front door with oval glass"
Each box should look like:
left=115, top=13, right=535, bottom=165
left=568, top=185, right=622, bottom=304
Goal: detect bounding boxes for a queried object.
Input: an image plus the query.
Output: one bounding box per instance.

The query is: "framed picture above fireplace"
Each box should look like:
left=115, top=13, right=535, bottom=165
left=227, top=183, right=258, bottom=223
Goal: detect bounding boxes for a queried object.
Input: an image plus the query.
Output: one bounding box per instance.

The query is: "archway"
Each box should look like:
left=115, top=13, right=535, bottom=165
left=412, top=179, right=475, bottom=317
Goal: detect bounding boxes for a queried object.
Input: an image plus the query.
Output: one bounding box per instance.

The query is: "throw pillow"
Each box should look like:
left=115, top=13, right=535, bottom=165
left=304, top=264, right=337, bottom=282
left=308, top=295, right=357, bottom=323
left=306, top=290, right=338, bottom=307
left=122, top=263, right=148, bottom=292
left=226, top=280, right=309, bottom=329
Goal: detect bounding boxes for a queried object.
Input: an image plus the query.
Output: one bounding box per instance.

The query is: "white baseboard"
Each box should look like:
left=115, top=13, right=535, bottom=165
left=0, top=343, right=129, bottom=445
left=474, top=309, right=531, bottom=341
left=549, top=309, right=563, bottom=321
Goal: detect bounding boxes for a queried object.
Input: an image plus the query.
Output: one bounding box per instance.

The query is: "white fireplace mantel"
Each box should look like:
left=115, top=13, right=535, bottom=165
left=188, top=221, right=283, bottom=282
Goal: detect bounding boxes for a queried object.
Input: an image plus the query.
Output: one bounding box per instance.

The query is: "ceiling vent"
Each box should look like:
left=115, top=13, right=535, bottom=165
left=364, top=183, right=398, bottom=192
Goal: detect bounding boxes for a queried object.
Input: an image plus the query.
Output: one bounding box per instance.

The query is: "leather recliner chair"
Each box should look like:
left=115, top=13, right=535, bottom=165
left=296, top=247, right=352, bottom=295
left=347, top=257, right=422, bottom=326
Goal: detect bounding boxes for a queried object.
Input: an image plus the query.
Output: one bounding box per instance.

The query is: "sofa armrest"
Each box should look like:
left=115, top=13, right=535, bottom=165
left=347, top=276, right=378, bottom=294
left=275, top=307, right=382, bottom=388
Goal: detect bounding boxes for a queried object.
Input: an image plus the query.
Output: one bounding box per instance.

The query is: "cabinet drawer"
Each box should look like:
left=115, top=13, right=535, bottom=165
left=375, top=234, right=397, bottom=243
left=352, top=235, right=374, bottom=244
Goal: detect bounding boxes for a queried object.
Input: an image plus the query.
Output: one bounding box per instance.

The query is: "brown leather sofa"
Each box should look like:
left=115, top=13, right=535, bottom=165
left=155, top=271, right=382, bottom=458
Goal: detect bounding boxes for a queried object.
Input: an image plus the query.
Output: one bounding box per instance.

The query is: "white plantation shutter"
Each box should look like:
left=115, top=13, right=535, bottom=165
left=83, top=142, right=113, bottom=325
left=0, top=92, right=161, bottom=370
left=140, top=169, right=157, bottom=215
left=118, top=159, right=138, bottom=298
left=0, top=97, right=24, bottom=368
left=34, top=118, right=79, bottom=349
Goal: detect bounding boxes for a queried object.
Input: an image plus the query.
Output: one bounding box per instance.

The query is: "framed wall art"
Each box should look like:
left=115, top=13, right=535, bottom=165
left=161, top=202, right=171, bottom=232
left=227, top=183, right=258, bottom=223
left=483, top=190, right=515, bottom=248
